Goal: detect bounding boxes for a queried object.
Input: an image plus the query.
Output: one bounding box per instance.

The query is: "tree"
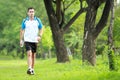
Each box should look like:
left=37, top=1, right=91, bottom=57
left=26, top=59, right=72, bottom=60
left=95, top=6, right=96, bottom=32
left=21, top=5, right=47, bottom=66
left=43, top=0, right=87, bottom=62
left=82, top=0, right=112, bottom=66
left=108, top=0, right=116, bottom=70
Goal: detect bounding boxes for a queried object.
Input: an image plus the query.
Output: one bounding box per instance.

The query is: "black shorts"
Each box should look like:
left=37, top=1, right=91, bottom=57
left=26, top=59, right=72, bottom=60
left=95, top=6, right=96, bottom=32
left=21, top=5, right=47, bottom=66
left=24, top=42, right=37, bottom=53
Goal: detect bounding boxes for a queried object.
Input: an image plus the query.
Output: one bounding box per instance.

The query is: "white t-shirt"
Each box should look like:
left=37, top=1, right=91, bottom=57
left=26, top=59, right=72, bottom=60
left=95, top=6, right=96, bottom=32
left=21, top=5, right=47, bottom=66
left=21, top=16, right=43, bottom=43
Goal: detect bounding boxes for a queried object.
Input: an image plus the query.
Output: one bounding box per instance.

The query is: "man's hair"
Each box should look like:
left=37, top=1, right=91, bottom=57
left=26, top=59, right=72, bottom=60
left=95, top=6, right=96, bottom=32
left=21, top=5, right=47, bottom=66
left=27, top=7, right=34, bottom=12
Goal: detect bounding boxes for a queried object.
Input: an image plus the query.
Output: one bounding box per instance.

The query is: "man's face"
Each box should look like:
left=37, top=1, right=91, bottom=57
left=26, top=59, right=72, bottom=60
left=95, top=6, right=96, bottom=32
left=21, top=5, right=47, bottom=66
left=27, top=9, right=35, bottom=17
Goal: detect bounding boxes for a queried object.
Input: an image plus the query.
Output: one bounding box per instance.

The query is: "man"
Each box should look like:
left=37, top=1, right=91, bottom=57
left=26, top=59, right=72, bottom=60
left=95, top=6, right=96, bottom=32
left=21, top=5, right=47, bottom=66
left=20, top=7, right=43, bottom=75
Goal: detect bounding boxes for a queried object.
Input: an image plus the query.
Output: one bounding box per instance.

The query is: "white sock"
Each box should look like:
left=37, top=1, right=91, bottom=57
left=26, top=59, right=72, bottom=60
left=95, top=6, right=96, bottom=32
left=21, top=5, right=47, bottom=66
left=28, top=66, right=32, bottom=69
left=31, top=68, right=34, bottom=71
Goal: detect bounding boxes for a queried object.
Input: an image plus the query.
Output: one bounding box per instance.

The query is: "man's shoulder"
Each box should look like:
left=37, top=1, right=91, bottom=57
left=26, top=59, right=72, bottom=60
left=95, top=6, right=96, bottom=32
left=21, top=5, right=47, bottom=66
left=34, top=16, right=40, bottom=20
left=34, top=17, right=42, bottom=23
left=22, top=17, right=29, bottom=22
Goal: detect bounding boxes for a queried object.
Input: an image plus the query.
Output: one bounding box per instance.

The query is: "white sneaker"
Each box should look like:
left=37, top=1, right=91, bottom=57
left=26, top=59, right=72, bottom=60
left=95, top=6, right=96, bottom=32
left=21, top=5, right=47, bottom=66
left=27, top=68, right=34, bottom=75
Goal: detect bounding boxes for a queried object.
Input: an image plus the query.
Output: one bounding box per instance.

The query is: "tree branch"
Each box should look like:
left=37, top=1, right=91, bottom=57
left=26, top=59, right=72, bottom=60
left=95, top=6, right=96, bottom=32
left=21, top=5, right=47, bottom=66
left=64, top=0, right=76, bottom=11
left=93, top=0, right=112, bottom=39
left=56, top=0, right=61, bottom=24
left=63, top=8, right=87, bottom=33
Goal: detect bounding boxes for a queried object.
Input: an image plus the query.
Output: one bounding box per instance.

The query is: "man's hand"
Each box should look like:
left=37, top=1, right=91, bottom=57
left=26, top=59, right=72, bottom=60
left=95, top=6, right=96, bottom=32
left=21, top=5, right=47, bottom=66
left=37, top=36, right=41, bottom=42
left=20, top=40, right=24, bottom=47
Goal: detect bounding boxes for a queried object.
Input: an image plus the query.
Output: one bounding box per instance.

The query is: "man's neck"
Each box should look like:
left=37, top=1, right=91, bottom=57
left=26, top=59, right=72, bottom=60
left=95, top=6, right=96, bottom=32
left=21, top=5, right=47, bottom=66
left=29, top=16, right=34, bottom=20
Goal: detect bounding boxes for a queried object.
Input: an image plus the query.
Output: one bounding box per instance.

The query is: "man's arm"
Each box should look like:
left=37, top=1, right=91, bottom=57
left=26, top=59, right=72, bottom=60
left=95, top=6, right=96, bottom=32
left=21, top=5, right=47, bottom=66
left=37, top=27, right=44, bottom=42
left=20, top=29, right=24, bottom=47
left=39, top=27, right=43, bottom=37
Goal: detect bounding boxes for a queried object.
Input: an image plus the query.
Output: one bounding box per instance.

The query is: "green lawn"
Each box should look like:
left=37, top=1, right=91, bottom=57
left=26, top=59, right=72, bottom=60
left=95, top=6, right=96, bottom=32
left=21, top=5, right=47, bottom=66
left=0, top=57, right=120, bottom=80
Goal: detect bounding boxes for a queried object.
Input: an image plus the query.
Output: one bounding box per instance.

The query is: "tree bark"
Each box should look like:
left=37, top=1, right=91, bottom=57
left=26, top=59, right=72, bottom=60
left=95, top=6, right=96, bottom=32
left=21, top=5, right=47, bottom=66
left=82, top=6, right=97, bottom=66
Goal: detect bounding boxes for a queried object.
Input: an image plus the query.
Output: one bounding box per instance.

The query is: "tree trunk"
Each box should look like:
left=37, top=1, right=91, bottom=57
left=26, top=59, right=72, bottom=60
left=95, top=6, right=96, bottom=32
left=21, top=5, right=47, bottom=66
left=44, top=0, right=69, bottom=62
left=108, top=0, right=116, bottom=70
left=82, top=32, right=96, bottom=66
left=82, top=0, right=112, bottom=66
left=53, top=30, right=69, bottom=62
left=82, top=6, right=97, bottom=66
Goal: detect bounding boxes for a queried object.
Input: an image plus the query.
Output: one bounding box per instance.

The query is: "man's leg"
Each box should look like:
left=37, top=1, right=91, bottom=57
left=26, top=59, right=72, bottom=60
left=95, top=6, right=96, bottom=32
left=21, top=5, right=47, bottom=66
left=27, top=50, right=32, bottom=69
left=27, top=43, right=37, bottom=75
left=27, top=50, right=34, bottom=75
left=31, top=43, right=37, bottom=70
left=31, top=53, right=36, bottom=69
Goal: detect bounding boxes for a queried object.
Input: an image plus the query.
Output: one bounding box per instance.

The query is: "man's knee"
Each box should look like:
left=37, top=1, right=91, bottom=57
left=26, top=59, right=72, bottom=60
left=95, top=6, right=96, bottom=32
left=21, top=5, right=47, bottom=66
left=27, top=50, right=32, bottom=57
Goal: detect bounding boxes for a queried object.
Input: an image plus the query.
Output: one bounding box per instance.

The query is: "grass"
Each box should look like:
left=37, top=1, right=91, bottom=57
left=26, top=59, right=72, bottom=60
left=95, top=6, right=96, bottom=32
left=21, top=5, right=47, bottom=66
left=0, top=56, right=120, bottom=80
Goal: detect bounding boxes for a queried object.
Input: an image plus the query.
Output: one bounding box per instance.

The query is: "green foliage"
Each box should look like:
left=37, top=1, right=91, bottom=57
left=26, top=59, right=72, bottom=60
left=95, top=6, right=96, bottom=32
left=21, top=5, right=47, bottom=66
left=96, top=4, right=120, bottom=54
left=64, top=0, right=82, bottom=23
left=96, top=45, right=105, bottom=55
left=65, top=31, right=79, bottom=47
left=64, top=10, right=85, bottom=59
left=42, top=27, right=54, bottom=50
left=114, top=7, right=120, bottom=47
left=37, top=26, right=54, bottom=58
left=0, top=49, right=8, bottom=55
left=108, top=49, right=117, bottom=71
